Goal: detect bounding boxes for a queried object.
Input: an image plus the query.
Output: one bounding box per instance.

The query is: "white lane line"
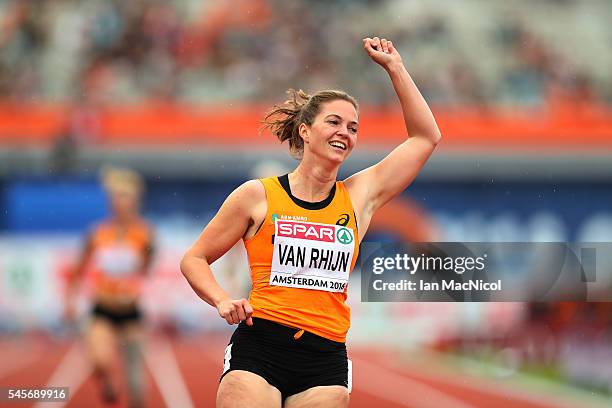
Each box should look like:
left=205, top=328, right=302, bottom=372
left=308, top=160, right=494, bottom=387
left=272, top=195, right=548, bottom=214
left=408, top=364, right=592, bottom=408
left=351, top=357, right=476, bottom=408
left=367, top=352, right=594, bottom=408
left=34, top=342, right=92, bottom=408
left=377, top=352, right=588, bottom=408
left=144, top=338, right=195, bottom=408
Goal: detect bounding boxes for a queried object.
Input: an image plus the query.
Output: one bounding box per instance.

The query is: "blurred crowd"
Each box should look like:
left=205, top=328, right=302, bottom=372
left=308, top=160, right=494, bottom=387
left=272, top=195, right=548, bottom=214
left=518, top=302, right=612, bottom=391
left=447, top=302, right=612, bottom=392
left=1, top=0, right=611, bottom=107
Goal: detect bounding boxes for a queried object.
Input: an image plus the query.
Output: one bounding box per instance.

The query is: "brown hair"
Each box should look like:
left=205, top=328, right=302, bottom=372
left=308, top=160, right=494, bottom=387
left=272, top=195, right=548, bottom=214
left=262, top=89, right=358, bottom=159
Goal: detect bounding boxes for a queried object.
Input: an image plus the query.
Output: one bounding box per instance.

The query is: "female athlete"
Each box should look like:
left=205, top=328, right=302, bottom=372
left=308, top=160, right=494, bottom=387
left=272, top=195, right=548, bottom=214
left=181, top=37, right=441, bottom=407
left=66, top=167, right=154, bottom=408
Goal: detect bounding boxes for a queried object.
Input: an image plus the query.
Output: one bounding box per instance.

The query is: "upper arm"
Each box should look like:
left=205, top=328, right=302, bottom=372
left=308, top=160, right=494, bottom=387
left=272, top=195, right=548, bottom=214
left=345, top=136, right=438, bottom=228
left=184, top=180, right=265, bottom=265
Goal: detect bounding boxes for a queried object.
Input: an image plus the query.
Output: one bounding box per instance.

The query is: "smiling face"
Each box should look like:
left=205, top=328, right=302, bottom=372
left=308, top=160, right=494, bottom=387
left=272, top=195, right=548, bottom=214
left=299, top=99, right=359, bottom=164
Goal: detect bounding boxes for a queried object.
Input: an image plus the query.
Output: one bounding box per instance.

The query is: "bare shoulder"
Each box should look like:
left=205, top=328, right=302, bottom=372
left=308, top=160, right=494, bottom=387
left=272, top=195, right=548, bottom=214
left=223, top=179, right=264, bottom=207
left=236, top=179, right=267, bottom=240
left=234, top=179, right=266, bottom=207
left=184, top=179, right=266, bottom=262
left=241, top=179, right=266, bottom=196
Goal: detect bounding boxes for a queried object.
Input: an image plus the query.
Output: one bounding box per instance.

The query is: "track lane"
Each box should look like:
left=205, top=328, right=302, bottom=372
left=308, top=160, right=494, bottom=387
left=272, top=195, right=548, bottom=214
left=2, top=334, right=609, bottom=408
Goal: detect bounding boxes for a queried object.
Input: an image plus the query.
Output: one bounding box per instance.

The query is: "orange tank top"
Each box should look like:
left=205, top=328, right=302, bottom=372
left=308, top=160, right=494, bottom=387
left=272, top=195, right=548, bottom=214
left=244, top=175, right=359, bottom=342
left=89, top=219, right=152, bottom=301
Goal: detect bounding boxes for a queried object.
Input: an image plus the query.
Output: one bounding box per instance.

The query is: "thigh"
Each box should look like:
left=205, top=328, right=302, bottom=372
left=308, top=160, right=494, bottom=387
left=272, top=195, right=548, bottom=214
left=283, top=385, right=349, bottom=408
left=87, top=317, right=116, bottom=364
left=217, top=370, right=282, bottom=408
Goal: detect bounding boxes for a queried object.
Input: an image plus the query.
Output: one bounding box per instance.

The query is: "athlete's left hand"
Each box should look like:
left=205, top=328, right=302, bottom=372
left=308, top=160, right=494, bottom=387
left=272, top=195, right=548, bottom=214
left=363, top=36, right=403, bottom=69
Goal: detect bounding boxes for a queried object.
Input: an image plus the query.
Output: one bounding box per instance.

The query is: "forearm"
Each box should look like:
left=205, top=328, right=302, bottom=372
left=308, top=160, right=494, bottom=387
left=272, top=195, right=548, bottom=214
left=65, top=262, right=86, bottom=303
left=386, top=62, right=441, bottom=144
left=180, top=255, right=231, bottom=308
left=65, top=276, right=80, bottom=305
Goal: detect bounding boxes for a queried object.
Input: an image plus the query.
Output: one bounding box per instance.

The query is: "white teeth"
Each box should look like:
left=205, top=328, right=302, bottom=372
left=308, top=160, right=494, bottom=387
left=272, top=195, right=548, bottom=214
left=329, top=141, right=346, bottom=150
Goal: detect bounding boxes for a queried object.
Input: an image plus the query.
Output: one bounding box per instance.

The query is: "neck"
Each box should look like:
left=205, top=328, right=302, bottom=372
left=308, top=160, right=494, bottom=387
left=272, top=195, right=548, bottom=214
left=289, top=156, right=339, bottom=202
left=113, top=213, right=137, bottom=226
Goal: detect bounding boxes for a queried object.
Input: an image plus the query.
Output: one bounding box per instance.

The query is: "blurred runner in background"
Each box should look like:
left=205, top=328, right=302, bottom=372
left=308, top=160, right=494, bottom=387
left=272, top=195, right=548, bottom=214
left=65, top=167, right=155, bottom=408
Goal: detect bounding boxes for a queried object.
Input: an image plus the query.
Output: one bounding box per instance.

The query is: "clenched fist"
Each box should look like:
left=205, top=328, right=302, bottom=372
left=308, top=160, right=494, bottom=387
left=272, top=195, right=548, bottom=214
left=216, top=298, right=254, bottom=326
left=363, top=36, right=403, bottom=69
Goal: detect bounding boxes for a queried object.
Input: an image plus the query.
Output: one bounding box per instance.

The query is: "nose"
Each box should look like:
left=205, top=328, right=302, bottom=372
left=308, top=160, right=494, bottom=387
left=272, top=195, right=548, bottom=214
left=337, top=127, right=350, bottom=137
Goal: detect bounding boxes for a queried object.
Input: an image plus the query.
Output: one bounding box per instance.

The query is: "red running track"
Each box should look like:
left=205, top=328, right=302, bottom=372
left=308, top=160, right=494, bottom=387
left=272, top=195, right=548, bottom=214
left=0, top=334, right=603, bottom=408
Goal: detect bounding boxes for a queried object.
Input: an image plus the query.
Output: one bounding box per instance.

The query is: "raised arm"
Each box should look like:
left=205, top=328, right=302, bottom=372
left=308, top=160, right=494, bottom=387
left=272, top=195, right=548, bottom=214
left=180, top=180, right=265, bottom=326
left=345, top=37, right=441, bottom=238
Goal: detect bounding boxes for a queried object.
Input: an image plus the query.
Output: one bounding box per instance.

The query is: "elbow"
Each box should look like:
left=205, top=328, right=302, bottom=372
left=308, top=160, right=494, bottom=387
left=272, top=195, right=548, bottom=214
left=179, top=253, right=192, bottom=277
left=180, top=252, right=208, bottom=277
left=431, top=129, right=442, bottom=146
left=413, top=129, right=442, bottom=147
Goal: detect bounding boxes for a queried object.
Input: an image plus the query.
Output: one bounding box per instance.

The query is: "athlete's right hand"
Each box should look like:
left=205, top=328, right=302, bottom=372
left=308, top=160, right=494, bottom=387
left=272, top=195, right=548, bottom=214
left=216, top=298, right=253, bottom=326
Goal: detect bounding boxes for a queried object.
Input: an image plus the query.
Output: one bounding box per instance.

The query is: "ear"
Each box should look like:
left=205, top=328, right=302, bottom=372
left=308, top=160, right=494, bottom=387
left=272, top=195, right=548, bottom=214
left=298, top=123, right=310, bottom=143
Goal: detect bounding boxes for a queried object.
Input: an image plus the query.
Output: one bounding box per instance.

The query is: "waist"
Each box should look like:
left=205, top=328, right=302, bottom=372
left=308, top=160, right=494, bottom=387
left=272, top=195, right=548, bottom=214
left=235, top=317, right=346, bottom=350
left=92, top=299, right=140, bottom=315
left=93, top=274, right=142, bottom=294
left=250, top=286, right=350, bottom=343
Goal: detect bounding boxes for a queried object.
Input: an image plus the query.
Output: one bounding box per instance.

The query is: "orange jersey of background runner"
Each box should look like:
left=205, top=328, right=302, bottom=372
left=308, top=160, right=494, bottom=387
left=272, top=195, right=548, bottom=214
left=88, top=219, right=152, bottom=302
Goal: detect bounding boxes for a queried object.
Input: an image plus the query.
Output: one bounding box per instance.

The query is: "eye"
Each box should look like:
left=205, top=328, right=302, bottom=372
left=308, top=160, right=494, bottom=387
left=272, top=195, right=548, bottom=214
left=350, top=127, right=358, bottom=133
left=328, top=120, right=339, bottom=125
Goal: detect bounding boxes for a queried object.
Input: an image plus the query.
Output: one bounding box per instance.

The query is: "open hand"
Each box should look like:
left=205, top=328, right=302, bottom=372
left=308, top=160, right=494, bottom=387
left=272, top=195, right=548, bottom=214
left=363, top=37, right=402, bottom=69
left=216, top=298, right=254, bottom=326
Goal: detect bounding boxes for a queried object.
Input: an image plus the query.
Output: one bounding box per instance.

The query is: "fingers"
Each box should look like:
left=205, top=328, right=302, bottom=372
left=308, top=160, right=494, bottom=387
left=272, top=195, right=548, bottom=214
left=381, top=38, right=389, bottom=53
left=372, top=36, right=381, bottom=51
left=222, top=309, right=238, bottom=325
left=363, top=37, right=393, bottom=54
left=242, top=300, right=254, bottom=325
left=364, top=37, right=382, bottom=51
left=236, top=306, right=247, bottom=322
left=218, top=298, right=254, bottom=325
left=229, top=309, right=240, bottom=325
left=362, top=37, right=376, bottom=55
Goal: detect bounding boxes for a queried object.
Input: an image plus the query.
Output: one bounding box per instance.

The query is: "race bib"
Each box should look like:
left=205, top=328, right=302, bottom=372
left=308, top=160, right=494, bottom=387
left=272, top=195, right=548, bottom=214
left=270, top=219, right=355, bottom=292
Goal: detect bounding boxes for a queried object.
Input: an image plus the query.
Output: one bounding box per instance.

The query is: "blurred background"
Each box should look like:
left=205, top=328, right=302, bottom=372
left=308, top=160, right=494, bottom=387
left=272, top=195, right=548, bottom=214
left=1, top=0, right=611, bottom=407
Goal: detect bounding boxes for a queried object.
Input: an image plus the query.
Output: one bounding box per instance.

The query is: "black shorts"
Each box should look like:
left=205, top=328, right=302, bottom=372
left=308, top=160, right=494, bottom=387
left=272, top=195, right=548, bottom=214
left=91, top=303, right=142, bottom=327
left=220, top=317, right=352, bottom=400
